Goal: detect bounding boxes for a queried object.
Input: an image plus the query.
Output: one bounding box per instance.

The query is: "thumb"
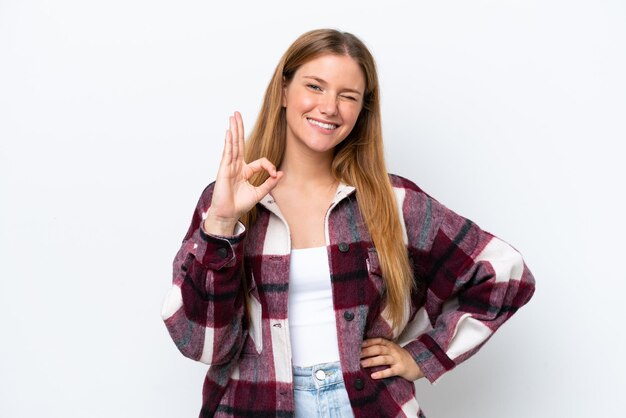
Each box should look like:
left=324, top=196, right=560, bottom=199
left=256, top=171, right=283, bottom=197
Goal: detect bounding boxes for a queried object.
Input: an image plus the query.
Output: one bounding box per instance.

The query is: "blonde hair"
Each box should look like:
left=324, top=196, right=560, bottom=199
left=243, top=29, right=414, bottom=333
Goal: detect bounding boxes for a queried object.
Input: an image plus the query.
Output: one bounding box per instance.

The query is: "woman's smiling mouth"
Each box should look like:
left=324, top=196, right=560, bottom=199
left=307, top=117, right=338, bottom=130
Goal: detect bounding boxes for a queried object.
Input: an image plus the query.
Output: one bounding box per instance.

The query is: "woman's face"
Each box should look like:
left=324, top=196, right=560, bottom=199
left=282, top=54, right=366, bottom=157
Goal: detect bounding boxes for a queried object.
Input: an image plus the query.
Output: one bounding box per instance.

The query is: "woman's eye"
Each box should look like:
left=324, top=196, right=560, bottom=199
left=306, top=84, right=322, bottom=91
left=341, top=95, right=357, bottom=101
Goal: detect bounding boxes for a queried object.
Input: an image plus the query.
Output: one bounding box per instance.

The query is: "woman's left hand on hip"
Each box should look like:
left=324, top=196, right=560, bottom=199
left=360, top=337, right=424, bottom=381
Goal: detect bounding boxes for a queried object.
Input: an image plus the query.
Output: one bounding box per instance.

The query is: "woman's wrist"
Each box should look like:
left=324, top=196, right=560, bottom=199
left=202, top=210, right=239, bottom=236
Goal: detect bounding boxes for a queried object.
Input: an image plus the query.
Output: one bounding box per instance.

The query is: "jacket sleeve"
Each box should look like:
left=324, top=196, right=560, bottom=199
left=161, top=183, right=247, bottom=366
left=400, top=186, right=536, bottom=383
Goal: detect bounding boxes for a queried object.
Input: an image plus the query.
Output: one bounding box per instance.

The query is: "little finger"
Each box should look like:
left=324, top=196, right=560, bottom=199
left=217, top=129, right=235, bottom=174
left=221, top=129, right=232, bottom=163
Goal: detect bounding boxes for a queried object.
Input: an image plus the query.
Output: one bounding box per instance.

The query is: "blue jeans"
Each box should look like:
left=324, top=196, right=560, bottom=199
left=293, top=361, right=355, bottom=418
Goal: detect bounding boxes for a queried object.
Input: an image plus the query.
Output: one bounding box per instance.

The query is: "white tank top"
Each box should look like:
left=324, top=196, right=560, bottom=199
left=287, top=246, right=341, bottom=367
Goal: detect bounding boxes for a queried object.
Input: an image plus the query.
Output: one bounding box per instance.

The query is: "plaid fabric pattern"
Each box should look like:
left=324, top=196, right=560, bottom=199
left=161, top=174, right=535, bottom=417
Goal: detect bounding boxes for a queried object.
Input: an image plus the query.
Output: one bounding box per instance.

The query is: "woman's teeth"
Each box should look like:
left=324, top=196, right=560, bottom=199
left=307, top=118, right=337, bottom=130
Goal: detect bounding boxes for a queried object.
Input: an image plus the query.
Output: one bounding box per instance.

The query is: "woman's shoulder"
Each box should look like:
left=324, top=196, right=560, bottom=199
left=388, top=173, right=439, bottom=206
left=388, top=173, right=496, bottom=254
left=387, top=173, right=449, bottom=234
left=388, top=173, right=425, bottom=194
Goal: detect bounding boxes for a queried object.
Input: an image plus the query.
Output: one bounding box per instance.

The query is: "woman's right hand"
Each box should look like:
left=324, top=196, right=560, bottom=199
left=203, top=111, right=283, bottom=236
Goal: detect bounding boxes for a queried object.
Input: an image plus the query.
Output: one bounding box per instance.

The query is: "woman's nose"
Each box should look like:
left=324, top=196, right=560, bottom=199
left=319, top=94, right=338, bottom=116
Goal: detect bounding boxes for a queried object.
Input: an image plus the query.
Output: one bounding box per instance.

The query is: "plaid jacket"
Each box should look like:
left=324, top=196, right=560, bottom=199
left=161, top=174, right=535, bottom=417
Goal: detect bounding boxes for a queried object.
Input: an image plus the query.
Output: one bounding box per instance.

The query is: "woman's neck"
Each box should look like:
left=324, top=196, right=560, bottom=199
left=278, top=143, right=336, bottom=189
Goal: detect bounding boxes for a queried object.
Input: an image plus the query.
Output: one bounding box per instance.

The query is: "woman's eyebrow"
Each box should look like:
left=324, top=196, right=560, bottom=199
left=302, top=75, right=363, bottom=95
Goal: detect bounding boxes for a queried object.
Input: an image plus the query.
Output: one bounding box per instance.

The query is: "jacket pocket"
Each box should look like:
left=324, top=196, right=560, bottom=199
left=366, top=247, right=410, bottom=340
left=366, top=247, right=385, bottom=295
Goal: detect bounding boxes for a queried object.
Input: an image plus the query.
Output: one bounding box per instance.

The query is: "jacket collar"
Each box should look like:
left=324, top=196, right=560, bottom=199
left=258, top=182, right=356, bottom=217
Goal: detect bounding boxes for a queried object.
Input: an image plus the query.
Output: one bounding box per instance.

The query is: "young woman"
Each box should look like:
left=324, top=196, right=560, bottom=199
left=161, top=29, right=535, bottom=418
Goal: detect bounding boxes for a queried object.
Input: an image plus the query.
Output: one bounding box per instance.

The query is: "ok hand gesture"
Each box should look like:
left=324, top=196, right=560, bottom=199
left=204, top=111, right=283, bottom=236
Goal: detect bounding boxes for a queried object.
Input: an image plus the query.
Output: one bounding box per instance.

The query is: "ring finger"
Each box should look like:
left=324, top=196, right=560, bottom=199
left=229, top=115, right=239, bottom=161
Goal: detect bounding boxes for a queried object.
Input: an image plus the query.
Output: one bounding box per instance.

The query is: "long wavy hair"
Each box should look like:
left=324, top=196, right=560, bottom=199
left=243, top=29, right=414, bottom=333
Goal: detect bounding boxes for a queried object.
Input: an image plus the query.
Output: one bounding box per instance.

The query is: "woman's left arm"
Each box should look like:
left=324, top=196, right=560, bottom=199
left=361, top=181, right=535, bottom=382
left=406, top=193, right=536, bottom=383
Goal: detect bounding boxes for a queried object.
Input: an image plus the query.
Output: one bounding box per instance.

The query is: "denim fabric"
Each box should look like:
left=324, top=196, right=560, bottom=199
left=293, top=361, right=355, bottom=418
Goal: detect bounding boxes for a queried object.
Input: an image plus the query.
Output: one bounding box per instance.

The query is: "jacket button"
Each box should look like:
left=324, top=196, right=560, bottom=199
left=354, top=378, right=364, bottom=390
left=343, top=311, right=354, bottom=321
left=338, top=243, right=349, bottom=253
left=217, top=247, right=228, bottom=259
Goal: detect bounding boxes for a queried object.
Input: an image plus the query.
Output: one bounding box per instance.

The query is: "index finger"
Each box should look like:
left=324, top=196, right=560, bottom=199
left=362, top=338, right=388, bottom=347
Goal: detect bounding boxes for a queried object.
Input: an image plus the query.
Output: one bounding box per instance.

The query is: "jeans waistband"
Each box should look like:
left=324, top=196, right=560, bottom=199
left=293, top=361, right=345, bottom=390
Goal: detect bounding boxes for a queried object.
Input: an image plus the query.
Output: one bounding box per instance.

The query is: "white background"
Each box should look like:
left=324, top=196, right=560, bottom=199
left=1, top=1, right=624, bottom=417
